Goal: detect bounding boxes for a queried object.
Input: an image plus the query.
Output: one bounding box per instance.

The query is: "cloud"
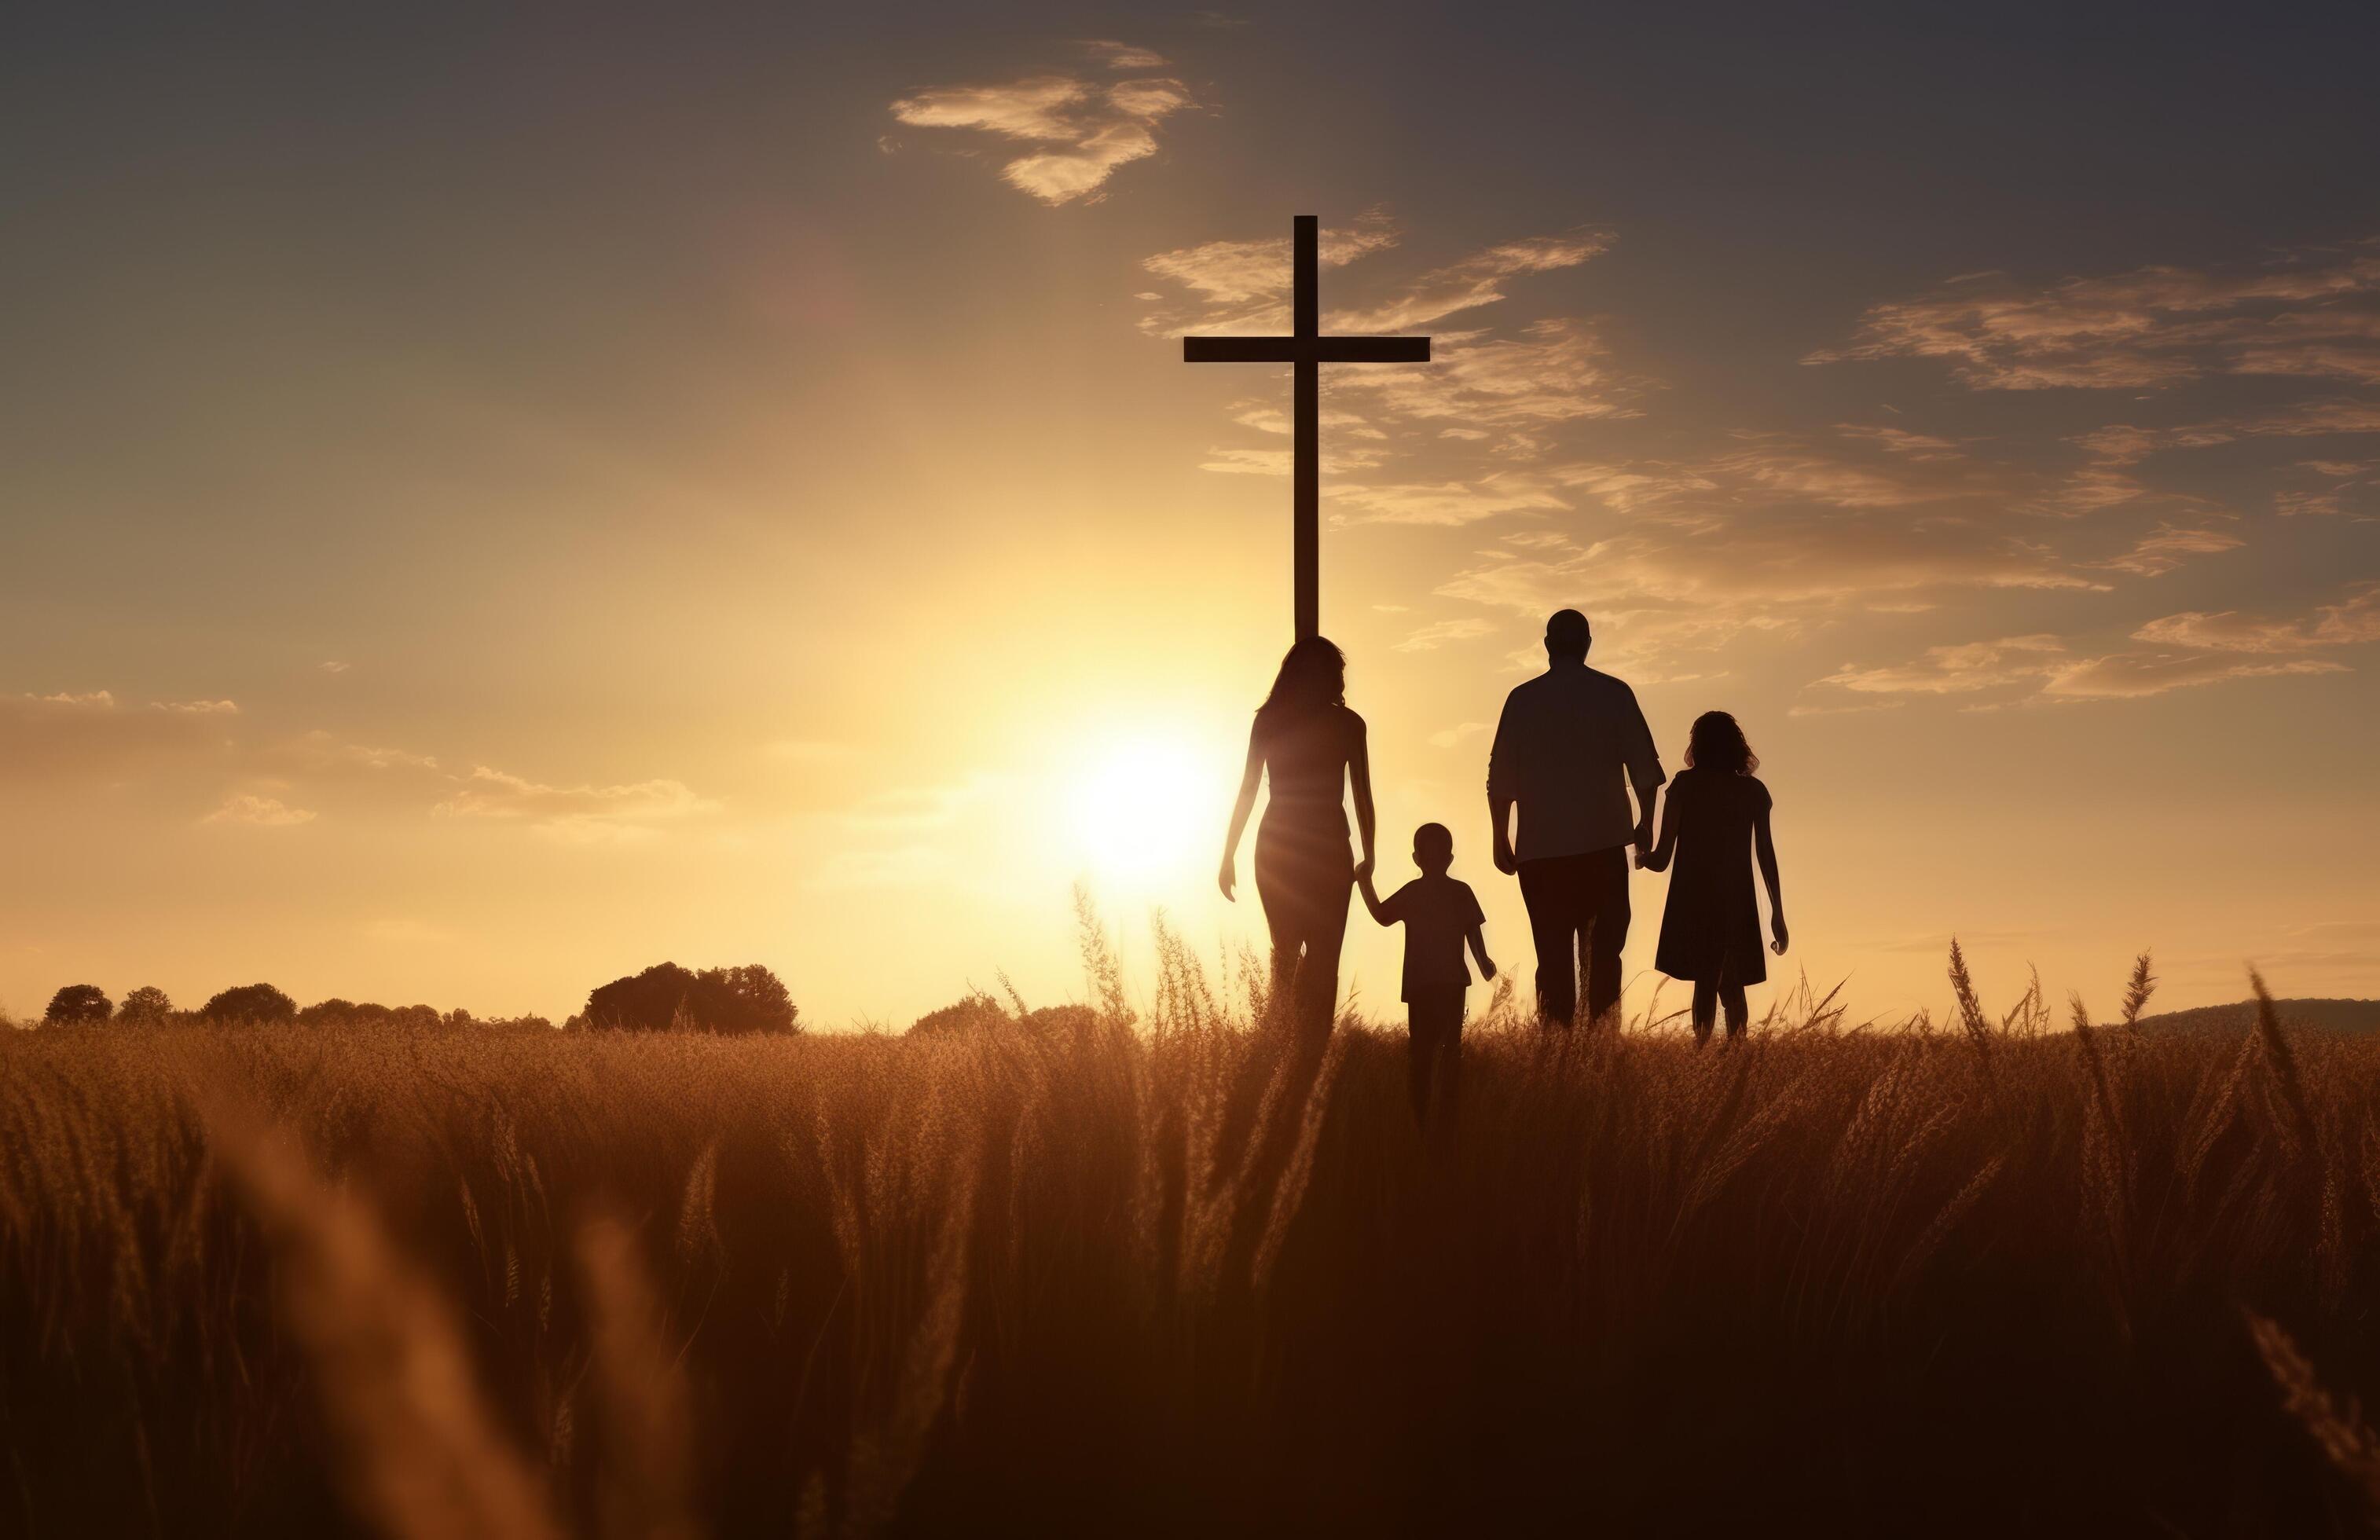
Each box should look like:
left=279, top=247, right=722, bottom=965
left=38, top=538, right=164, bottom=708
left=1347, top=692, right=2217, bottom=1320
left=2096, top=523, right=2244, bottom=578
left=2035, top=652, right=2346, bottom=699
left=204, top=794, right=316, bottom=827
left=1324, top=318, right=1641, bottom=456
left=1814, top=635, right=2069, bottom=695
left=433, top=766, right=714, bottom=842
left=2131, top=585, right=2380, bottom=653
left=1199, top=443, right=1391, bottom=477
left=153, top=698, right=239, bottom=714
left=1394, top=618, right=1498, bottom=652
left=1834, top=424, right=1967, bottom=462
left=1330, top=474, right=1571, bottom=526
left=889, top=46, right=1192, bottom=205
left=1325, top=233, right=1612, bottom=332
left=0, top=689, right=236, bottom=784
left=1813, top=240, right=2380, bottom=390
left=1139, top=208, right=1404, bottom=334
left=1429, top=721, right=1490, bottom=749
left=1785, top=698, right=1910, bottom=718
left=1075, top=39, right=1168, bottom=70
left=1807, top=631, right=2350, bottom=707
left=2066, top=398, right=2380, bottom=468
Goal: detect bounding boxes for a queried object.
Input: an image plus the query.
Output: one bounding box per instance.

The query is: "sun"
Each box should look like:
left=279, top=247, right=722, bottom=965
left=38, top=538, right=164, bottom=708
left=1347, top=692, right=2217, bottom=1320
left=1069, top=734, right=1215, bottom=888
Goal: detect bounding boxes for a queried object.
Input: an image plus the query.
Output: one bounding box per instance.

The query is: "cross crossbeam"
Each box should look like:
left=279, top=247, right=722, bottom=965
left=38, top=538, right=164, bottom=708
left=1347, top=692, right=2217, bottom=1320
left=1183, top=215, right=1432, bottom=641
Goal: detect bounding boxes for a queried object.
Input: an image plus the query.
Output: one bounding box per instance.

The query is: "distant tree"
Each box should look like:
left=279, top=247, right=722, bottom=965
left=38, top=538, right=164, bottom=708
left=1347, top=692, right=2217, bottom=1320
left=200, top=983, right=299, bottom=1025
left=584, top=963, right=699, bottom=1032
left=388, top=1004, right=441, bottom=1030
left=705, top=964, right=800, bottom=1035
left=43, top=984, right=111, bottom=1026
left=908, top=992, right=1011, bottom=1038
left=297, top=998, right=358, bottom=1027
left=118, top=986, right=174, bottom=1025
left=582, top=962, right=799, bottom=1034
left=906, top=994, right=1098, bottom=1039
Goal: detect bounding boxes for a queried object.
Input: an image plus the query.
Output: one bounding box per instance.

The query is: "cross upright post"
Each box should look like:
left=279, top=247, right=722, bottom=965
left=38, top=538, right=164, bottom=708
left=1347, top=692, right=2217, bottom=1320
left=1183, top=214, right=1432, bottom=642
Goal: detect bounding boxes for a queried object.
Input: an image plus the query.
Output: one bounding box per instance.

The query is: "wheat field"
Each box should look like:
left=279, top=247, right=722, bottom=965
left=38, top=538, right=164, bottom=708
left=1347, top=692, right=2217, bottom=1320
left=4, top=922, right=2378, bottom=1537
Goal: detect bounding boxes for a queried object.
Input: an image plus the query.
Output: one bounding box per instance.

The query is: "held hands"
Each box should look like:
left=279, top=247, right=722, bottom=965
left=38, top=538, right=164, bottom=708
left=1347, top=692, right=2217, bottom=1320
left=1480, top=957, right=1498, bottom=981
left=1217, top=852, right=1237, bottom=903
left=1771, top=913, right=1790, bottom=955
left=1637, top=848, right=1670, bottom=873
left=1491, top=834, right=1518, bottom=876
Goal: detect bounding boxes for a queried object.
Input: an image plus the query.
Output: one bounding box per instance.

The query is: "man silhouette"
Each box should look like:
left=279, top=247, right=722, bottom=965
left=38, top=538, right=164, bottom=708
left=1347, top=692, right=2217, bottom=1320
left=1487, top=610, right=1664, bottom=1028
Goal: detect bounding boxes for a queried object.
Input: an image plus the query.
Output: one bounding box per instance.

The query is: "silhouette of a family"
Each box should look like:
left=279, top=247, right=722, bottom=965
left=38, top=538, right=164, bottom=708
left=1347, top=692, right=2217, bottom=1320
left=1219, top=609, right=1788, bottom=1138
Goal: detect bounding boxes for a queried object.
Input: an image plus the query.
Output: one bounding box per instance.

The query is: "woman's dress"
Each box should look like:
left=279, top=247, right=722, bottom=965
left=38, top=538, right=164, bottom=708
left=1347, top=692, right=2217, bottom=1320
left=1251, top=704, right=1358, bottom=946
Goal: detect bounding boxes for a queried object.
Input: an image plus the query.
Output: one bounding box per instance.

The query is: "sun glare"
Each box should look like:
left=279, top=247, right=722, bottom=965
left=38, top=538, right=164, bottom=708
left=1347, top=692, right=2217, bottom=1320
left=1069, top=735, right=1214, bottom=887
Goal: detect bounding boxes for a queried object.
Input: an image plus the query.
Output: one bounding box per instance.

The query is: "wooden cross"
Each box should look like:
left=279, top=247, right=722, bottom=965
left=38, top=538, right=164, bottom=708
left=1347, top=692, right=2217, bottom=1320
left=1183, top=214, right=1432, bottom=641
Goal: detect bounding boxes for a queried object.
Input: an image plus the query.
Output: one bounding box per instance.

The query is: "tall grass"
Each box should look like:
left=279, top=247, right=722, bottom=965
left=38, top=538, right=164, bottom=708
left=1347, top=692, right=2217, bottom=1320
left=3, top=927, right=2378, bottom=1535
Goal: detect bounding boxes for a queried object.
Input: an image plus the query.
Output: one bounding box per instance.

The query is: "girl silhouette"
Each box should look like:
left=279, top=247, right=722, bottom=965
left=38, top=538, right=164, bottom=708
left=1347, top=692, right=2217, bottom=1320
left=1640, top=710, right=1787, bottom=1043
left=1219, top=637, right=1377, bottom=1044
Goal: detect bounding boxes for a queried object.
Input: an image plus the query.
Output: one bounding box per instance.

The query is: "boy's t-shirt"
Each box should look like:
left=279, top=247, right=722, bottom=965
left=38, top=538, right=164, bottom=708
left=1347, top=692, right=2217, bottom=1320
left=1377, top=874, right=1487, bottom=1001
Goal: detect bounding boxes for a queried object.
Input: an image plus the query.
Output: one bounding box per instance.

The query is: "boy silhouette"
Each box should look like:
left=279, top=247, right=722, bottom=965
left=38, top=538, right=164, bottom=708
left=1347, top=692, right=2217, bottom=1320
left=1358, top=823, right=1495, bottom=1137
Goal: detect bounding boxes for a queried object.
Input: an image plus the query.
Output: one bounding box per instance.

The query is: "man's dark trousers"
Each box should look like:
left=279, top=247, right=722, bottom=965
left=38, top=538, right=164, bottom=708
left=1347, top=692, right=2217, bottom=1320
left=1516, top=847, right=1630, bottom=1028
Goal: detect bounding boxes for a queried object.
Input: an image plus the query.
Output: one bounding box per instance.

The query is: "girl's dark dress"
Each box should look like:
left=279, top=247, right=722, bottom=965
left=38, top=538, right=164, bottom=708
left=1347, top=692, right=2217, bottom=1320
left=1653, top=767, right=1770, bottom=987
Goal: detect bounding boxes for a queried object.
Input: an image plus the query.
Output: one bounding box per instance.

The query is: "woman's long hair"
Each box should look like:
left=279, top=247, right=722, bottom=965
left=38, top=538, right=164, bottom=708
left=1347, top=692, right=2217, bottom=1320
left=1685, top=710, right=1758, bottom=774
left=1257, top=636, right=1347, bottom=717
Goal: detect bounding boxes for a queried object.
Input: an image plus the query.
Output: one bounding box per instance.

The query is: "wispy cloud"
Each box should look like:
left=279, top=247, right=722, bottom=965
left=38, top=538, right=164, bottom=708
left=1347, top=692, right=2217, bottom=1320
left=1814, top=635, right=2070, bottom=695
left=434, top=766, right=714, bottom=842
left=1808, top=631, right=2350, bottom=707
left=0, top=689, right=237, bottom=784
left=2132, top=585, right=2380, bottom=653
left=2037, top=652, right=2345, bottom=699
left=1331, top=474, right=1571, bottom=526
left=1146, top=212, right=1629, bottom=471
left=204, top=793, right=317, bottom=827
left=1327, top=233, right=1614, bottom=332
left=1139, top=208, right=1404, bottom=335
left=1428, top=721, right=1490, bottom=749
left=888, top=43, right=1192, bottom=205
left=2066, top=398, right=2380, bottom=468
left=1813, top=240, right=2380, bottom=390
left=1393, top=618, right=1498, bottom=652
left=2096, top=523, right=2244, bottom=577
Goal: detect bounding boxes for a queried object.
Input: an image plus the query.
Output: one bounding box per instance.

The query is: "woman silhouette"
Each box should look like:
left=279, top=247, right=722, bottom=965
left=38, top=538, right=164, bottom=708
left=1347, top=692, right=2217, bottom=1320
left=1219, top=637, right=1377, bottom=1044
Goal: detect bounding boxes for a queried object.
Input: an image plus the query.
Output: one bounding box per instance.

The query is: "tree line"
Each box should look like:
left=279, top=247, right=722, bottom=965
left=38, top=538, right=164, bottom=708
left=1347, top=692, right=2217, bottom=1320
left=24, top=961, right=798, bottom=1036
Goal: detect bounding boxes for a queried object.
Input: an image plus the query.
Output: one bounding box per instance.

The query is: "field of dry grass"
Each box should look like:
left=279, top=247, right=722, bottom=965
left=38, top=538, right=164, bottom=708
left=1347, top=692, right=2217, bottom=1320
left=5, top=923, right=2378, bottom=1537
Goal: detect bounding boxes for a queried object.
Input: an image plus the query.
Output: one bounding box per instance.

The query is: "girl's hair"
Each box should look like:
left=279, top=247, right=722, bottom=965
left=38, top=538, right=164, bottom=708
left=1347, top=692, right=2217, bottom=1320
left=1685, top=710, right=1758, bottom=774
left=1257, top=636, right=1347, bottom=716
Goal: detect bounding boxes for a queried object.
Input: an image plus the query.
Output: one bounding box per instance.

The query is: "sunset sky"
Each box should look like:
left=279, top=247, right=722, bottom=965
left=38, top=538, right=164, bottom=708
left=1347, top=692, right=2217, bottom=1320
left=6, top=4, right=2378, bottom=1026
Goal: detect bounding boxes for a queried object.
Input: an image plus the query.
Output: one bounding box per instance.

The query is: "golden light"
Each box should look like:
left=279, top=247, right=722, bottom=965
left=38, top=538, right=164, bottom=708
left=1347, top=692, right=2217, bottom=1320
left=1068, top=734, right=1215, bottom=888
